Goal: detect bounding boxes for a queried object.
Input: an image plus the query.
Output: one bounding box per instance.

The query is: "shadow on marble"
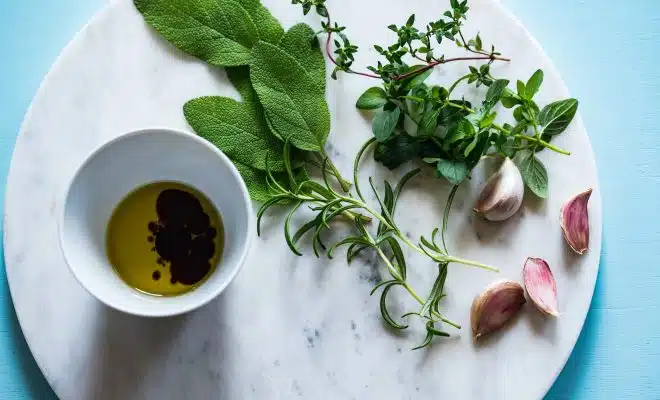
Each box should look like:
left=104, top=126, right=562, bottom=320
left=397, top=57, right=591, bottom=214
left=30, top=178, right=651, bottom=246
left=79, top=290, right=238, bottom=400
left=544, top=237, right=606, bottom=399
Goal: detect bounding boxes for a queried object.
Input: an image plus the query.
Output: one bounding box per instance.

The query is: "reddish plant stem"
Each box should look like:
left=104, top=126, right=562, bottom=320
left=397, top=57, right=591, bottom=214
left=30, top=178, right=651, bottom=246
left=323, top=15, right=510, bottom=82
left=324, top=31, right=380, bottom=79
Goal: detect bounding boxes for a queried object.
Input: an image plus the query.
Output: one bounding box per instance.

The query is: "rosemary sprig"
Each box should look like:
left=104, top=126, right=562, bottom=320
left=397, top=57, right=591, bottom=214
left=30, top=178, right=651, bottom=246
left=258, top=140, right=497, bottom=348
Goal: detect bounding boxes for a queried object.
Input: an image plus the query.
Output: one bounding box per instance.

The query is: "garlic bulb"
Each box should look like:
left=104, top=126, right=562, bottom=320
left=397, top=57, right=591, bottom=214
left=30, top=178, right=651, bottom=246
left=471, top=279, right=526, bottom=339
left=474, top=157, right=524, bottom=222
left=523, top=257, right=559, bottom=317
left=560, top=188, right=592, bottom=255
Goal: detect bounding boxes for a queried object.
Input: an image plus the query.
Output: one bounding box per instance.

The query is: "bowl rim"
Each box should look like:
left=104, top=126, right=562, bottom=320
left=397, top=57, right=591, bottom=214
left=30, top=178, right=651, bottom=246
left=58, top=127, right=254, bottom=317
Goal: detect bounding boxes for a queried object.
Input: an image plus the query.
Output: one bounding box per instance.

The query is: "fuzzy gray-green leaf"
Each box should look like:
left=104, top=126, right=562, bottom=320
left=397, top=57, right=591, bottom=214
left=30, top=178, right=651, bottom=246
left=184, top=96, right=285, bottom=171
left=250, top=41, right=331, bottom=152
left=240, top=0, right=284, bottom=44
left=134, top=0, right=259, bottom=66
left=278, top=23, right=326, bottom=91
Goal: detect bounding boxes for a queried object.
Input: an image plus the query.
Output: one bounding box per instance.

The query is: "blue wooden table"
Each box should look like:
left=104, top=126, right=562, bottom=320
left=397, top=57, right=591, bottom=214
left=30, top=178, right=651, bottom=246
left=1, top=1, right=658, bottom=398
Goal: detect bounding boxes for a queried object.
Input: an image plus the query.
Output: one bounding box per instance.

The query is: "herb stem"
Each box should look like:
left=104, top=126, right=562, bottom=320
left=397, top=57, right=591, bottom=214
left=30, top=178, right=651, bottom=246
left=447, top=74, right=471, bottom=96
left=444, top=256, right=500, bottom=272
left=374, top=245, right=461, bottom=329
left=320, top=13, right=508, bottom=82
left=445, top=100, right=476, bottom=114
left=491, top=124, right=570, bottom=155
left=514, top=134, right=570, bottom=155
left=320, top=149, right=353, bottom=192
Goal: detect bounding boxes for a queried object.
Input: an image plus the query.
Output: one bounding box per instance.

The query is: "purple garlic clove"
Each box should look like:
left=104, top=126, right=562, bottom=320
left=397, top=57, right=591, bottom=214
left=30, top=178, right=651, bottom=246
left=560, top=188, right=592, bottom=255
left=471, top=280, right=526, bottom=339
left=523, top=257, right=559, bottom=317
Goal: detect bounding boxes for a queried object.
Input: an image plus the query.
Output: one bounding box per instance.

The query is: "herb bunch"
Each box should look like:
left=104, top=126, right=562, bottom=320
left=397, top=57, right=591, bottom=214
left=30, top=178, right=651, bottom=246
left=296, top=0, right=578, bottom=199
left=258, top=139, right=497, bottom=346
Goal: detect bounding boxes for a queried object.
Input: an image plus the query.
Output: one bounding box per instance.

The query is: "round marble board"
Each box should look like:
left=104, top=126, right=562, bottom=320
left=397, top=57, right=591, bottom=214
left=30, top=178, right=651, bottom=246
left=4, top=0, right=601, bottom=399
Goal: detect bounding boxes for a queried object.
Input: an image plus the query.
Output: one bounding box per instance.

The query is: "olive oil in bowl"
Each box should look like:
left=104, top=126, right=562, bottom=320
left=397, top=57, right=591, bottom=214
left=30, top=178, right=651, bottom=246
left=106, top=181, right=224, bottom=296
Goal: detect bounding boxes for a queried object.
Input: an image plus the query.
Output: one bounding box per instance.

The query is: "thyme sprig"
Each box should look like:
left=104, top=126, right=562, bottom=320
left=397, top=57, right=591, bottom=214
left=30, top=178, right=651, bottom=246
left=293, top=0, right=509, bottom=80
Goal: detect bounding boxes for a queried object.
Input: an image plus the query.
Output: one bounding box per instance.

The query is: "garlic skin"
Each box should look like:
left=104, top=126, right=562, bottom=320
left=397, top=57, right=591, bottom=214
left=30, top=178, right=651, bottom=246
left=471, top=279, right=526, bottom=339
left=474, top=158, right=524, bottom=222
left=560, top=188, right=592, bottom=255
left=523, top=258, right=559, bottom=317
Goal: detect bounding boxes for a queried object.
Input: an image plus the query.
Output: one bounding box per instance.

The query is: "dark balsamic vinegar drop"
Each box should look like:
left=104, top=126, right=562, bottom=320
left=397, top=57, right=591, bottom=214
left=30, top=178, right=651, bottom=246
left=106, top=182, right=224, bottom=297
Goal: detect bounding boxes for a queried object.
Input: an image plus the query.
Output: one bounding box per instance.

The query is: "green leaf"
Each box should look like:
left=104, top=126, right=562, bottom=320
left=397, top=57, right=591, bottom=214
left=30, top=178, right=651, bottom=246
left=134, top=0, right=259, bottom=67
left=479, top=111, right=497, bottom=129
left=278, top=23, right=326, bottom=91
left=239, top=0, right=284, bottom=44
left=525, top=69, right=544, bottom=100
left=538, top=99, right=578, bottom=136
left=372, top=107, right=401, bottom=142
left=444, top=117, right=474, bottom=145
left=402, top=65, right=433, bottom=88
left=226, top=67, right=258, bottom=103
left=516, top=80, right=526, bottom=97
left=380, top=282, right=408, bottom=330
left=233, top=162, right=296, bottom=203
left=419, top=106, right=441, bottom=136
left=420, top=263, right=448, bottom=316
left=518, top=152, right=548, bottom=198
left=513, top=106, right=525, bottom=122
left=463, top=129, right=481, bottom=156
left=374, top=133, right=420, bottom=169
left=465, top=132, right=490, bottom=169
left=184, top=96, right=286, bottom=171
left=356, top=87, right=388, bottom=110
left=250, top=41, right=331, bottom=151
left=484, top=79, right=510, bottom=110
left=436, top=159, right=468, bottom=185
left=501, top=137, right=516, bottom=157
left=501, top=89, right=520, bottom=109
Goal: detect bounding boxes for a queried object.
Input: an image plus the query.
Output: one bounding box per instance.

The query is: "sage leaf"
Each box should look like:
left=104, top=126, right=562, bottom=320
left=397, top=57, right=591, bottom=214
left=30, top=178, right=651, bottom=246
left=372, top=106, right=401, bottom=142
left=234, top=162, right=307, bottom=203
left=240, top=0, right=284, bottom=45
left=184, top=96, right=285, bottom=171
left=525, top=69, right=544, bottom=100
left=356, top=87, right=388, bottom=110
left=234, top=162, right=273, bottom=202
left=278, top=23, right=326, bottom=91
left=250, top=41, right=331, bottom=152
left=538, top=99, right=578, bottom=136
left=519, top=152, right=548, bottom=198
left=436, top=159, right=468, bottom=185
left=134, top=0, right=259, bottom=67
left=226, top=67, right=257, bottom=103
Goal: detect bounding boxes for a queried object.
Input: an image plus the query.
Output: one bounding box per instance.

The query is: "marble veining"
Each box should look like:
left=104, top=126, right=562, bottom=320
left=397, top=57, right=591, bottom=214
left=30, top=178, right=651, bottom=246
left=4, top=0, right=601, bottom=399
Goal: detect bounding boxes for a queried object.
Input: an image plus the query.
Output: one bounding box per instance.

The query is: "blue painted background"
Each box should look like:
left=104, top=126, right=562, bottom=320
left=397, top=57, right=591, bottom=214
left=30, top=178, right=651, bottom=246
left=1, top=1, right=658, bottom=398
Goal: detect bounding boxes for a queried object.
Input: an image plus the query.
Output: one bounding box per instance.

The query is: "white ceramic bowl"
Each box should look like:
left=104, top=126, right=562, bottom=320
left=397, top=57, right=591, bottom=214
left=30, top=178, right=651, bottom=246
left=59, top=128, right=253, bottom=317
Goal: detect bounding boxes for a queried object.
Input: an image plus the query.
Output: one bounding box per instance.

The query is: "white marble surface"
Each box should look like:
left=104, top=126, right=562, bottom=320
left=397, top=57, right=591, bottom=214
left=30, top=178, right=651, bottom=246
left=4, top=0, right=601, bottom=399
